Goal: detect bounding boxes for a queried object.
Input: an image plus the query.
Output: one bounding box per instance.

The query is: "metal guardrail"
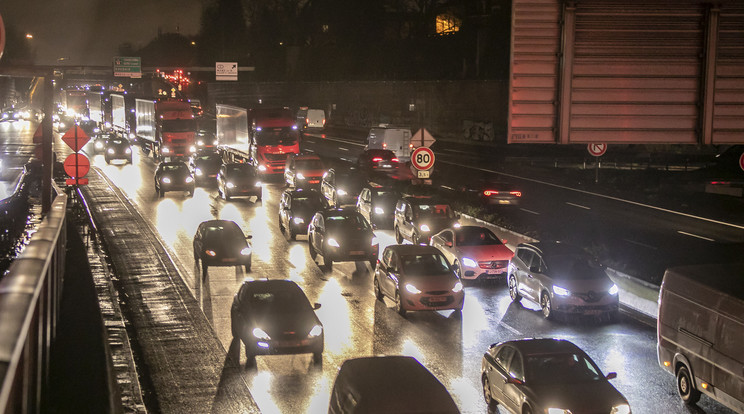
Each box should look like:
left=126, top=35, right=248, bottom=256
left=0, top=186, right=67, bottom=414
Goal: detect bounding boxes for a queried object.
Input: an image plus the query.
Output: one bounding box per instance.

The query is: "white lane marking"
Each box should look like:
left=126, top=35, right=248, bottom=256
left=498, top=321, right=521, bottom=335
left=566, top=202, right=591, bottom=210
left=677, top=231, right=715, bottom=242
left=623, top=239, right=658, bottom=250
left=338, top=147, right=349, bottom=151
left=520, top=208, right=540, bottom=215
left=439, top=160, right=744, bottom=231
left=304, top=139, right=315, bottom=144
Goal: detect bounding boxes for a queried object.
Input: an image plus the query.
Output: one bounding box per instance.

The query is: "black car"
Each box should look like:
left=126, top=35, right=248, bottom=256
left=154, top=161, right=195, bottom=197
left=193, top=219, right=252, bottom=277
left=217, top=162, right=263, bottom=201
left=230, top=279, right=324, bottom=367
left=308, top=208, right=379, bottom=271
left=357, top=149, right=400, bottom=173
left=394, top=196, right=460, bottom=245
left=279, top=189, right=328, bottom=240
left=356, top=184, right=402, bottom=229
left=189, top=150, right=223, bottom=185
left=104, top=136, right=133, bottom=164
left=320, top=167, right=366, bottom=207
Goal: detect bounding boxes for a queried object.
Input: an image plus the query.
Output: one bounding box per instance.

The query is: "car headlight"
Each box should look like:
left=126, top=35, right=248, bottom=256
left=553, top=285, right=570, bottom=296
left=296, top=172, right=305, bottom=180
left=258, top=165, right=267, bottom=172
left=452, top=281, right=463, bottom=293
left=419, top=224, right=430, bottom=232
left=308, top=324, right=323, bottom=337
left=95, top=141, right=104, bottom=149
left=405, top=283, right=421, bottom=294
left=205, top=250, right=216, bottom=257
left=197, top=140, right=205, bottom=146
left=611, top=404, right=631, bottom=414
left=462, top=257, right=477, bottom=268
left=547, top=409, right=571, bottom=414
left=226, top=182, right=235, bottom=188
left=125, top=148, right=132, bottom=154
left=212, top=140, right=219, bottom=146
left=327, top=238, right=340, bottom=248
left=293, top=217, right=305, bottom=225
left=255, top=181, right=262, bottom=187
left=337, top=189, right=347, bottom=196
left=162, top=147, right=171, bottom=154
left=374, top=207, right=385, bottom=215
left=240, top=247, right=251, bottom=256
left=453, top=223, right=461, bottom=228
left=185, top=177, right=194, bottom=183
left=1, top=113, right=7, bottom=119
left=107, top=148, right=115, bottom=154
left=609, top=284, right=619, bottom=295
left=252, top=327, right=271, bottom=340
left=162, top=177, right=171, bottom=184
left=195, top=168, right=203, bottom=176
left=189, top=146, right=197, bottom=153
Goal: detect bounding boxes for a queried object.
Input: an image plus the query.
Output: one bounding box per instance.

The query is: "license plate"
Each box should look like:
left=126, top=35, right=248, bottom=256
left=380, top=164, right=391, bottom=168
left=486, top=269, right=506, bottom=275
left=428, top=296, right=447, bottom=303
left=349, top=250, right=365, bottom=255
left=309, top=180, right=319, bottom=184
left=498, top=200, right=512, bottom=204
left=222, top=258, right=236, bottom=263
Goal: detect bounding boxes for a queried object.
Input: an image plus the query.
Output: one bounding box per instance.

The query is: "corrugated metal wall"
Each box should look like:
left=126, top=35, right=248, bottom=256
left=509, top=0, right=744, bottom=144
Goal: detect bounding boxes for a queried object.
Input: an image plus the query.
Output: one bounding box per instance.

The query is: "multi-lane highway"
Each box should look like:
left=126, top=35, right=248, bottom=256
left=73, top=129, right=737, bottom=414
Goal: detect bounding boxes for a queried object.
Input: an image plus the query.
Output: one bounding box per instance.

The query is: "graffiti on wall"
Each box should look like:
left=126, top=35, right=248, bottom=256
left=462, top=120, right=494, bottom=142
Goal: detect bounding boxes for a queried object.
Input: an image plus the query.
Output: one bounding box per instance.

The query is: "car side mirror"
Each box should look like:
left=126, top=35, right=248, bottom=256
left=445, top=241, right=453, bottom=247
left=313, top=302, right=322, bottom=310
left=606, top=372, right=617, bottom=380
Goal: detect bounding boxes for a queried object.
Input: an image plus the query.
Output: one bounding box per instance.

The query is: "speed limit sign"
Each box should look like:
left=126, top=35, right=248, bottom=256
left=411, top=147, right=435, bottom=170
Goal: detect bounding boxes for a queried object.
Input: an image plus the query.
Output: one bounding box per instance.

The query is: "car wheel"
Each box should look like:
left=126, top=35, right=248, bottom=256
left=523, top=406, right=533, bottom=414
left=482, top=375, right=496, bottom=409
left=105, top=157, right=110, bottom=164
left=395, top=226, right=403, bottom=244
left=309, top=239, right=317, bottom=259
left=323, top=256, right=333, bottom=272
left=244, top=261, right=251, bottom=272
left=312, top=351, right=323, bottom=365
left=541, top=292, right=553, bottom=319
left=374, top=277, right=384, bottom=301
left=188, top=190, right=194, bottom=197
left=508, top=275, right=521, bottom=302
left=225, top=193, right=231, bottom=201
left=395, top=290, right=407, bottom=317
left=256, top=194, right=262, bottom=202
left=288, top=228, right=296, bottom=241
left=159, top=189, right=165, bottom=198
left=677, top=366, right=701, bottom=404
left=243, top=341, right=256, bottom=368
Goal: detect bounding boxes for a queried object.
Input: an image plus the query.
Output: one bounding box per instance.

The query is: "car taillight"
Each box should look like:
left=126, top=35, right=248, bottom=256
left=391, top=158, right=399, bottom=163
left=483, top=190, right=498, bottom=196
left=372, top=157, right=383, bottom=162
left=510, top=191, right=522, bottom=197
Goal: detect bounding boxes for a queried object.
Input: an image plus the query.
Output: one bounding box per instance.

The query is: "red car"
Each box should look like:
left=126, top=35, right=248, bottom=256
left=430, top=226, right=514, bottom=283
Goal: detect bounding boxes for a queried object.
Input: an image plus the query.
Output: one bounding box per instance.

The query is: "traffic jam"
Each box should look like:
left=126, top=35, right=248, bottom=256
left=57, top=91, right=741, bottom=414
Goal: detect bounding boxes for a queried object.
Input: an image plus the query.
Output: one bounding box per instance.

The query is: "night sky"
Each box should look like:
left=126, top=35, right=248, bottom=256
left=1, top=0, right=205, bottom=66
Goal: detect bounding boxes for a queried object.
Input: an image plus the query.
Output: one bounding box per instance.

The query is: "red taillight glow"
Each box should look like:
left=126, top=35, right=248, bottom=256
left=483, top=190, right=522, bottom=197
left=372, top=157, right=383, bottom=162
left=392, top=158, right=399, bottom=163
left=510, top=191, right=522, bottom=197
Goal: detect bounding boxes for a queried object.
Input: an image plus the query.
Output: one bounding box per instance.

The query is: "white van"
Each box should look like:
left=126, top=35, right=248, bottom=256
left=366, top=125, right=412, bottom=161
left=657, top=263, right=744, bottom=413
left=296, top=107, right=326, bottom=130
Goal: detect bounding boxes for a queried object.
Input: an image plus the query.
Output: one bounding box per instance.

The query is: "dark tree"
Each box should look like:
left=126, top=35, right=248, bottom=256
left=197, top=0, right=250, bottom=66
left=136, top=32, right=198, bottom=67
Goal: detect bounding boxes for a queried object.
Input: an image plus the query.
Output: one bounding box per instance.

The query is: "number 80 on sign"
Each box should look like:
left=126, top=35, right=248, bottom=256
left=411, top=147, right=435, bottom=170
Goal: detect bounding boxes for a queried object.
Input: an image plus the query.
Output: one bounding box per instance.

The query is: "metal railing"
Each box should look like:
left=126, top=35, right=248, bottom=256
left=0, top=186, right=67, bottom=414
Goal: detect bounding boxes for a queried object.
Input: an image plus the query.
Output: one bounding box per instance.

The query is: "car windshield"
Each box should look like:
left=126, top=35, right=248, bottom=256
left=372, top=189, right=400, bottom=200
left=163, top=164, right=188, bottom=173
left=107, top=138, right=127, bottom=145
left=197, top=153, right=221, bottom=163
left=526, top=353, right=603, bottom=384
left=226, top=164, right=254, bottom=176
left=415, top=204, right=453, bottom=219
left=545, top=254, right=606, bottom=280
left=400, top=253, right=451, bottom=275
left=456, top=228, right=502, bottom=246
left=325, top=214, right=370, bottom=231
left=161, top=118, right=196, bottom=132
left=246, top=287, right=308, bottom=314
left=292, top=195, right=325, bottom=210
left=295, top=159, right=323, bottom=170
left=204, top=224, right=243, bottom=243
left=255, top=127, right=299, bottom=146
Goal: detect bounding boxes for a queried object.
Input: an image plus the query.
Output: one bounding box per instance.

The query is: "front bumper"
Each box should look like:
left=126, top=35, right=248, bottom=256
left=203, top=254, right=251, bottom=267
left=243, top=334, right=323, bottom=356
left=552, top=294, right=619, bottom=315
left=325, top=245, right=378, bottom=263
left=401, top=290, right=464, bottom=311
left=227, top=186, right=262, bottom=198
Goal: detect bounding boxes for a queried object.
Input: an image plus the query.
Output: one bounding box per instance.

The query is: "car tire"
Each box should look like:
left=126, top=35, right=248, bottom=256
left=312, top=351, right=323, bottom=365
left=244, top=261, right=251, bottom=272
left=523, top=406, right=533, bottom=414
left=677, top=366, right=701, bottom=404
left=395, top=226, right=403, bottom=244
left=508, top=275, right=522, bottom=302
left=244, top=342, right=256, bottom=368
left=188, top=190, right=194, bottom=197
left=323, top=256, right=333, bottom=272
left=309, top=239, right=317, bottom=260
left=159, top=189, right=165, bottom=198
left=105, top=157, right=110, bottom=164
left=288, top=228, right=296, bottom=241
left=256, top=194, right=262, bottom=202
left=541, top=292, right=554, bottom=319
left=395, top=290, right=406, bottom=317
left=225, top=193, right=231, bottom=201
left=482, top=375, right=496, bottom=410
left=374, top=278, right=384, bottom=301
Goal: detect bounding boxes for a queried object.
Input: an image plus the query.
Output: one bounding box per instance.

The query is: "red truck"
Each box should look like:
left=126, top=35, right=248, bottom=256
left=248, top=107, right=300, bottom=175
left=135, top=98, right=197, bottom=160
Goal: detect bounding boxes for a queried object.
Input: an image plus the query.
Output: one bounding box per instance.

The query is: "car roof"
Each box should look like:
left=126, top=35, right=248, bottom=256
left=492, top=338, right=584, bottom=356
left=319, top=207, right=361, bottom=217
left=518, top=241, right=587, bottom=257
left=384, top=244, right=442, bottom=255
left=200, top=219, right=241, bottom=229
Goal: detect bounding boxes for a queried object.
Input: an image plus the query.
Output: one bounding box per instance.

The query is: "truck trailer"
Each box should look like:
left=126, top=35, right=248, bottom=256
left=135, top=99, right=196, bottom=161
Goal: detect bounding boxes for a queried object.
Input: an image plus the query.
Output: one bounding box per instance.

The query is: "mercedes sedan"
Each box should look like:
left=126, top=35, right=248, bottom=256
left=430, top=226, right=513, bottom=283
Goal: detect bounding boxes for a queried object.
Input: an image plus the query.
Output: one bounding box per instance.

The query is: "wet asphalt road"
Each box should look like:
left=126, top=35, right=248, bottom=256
left=81, top=136, right=736, bottom=414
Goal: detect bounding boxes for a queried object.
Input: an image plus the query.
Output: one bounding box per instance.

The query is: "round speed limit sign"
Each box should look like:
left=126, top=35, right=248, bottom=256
left=411, top=147, right=435, bottom=170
